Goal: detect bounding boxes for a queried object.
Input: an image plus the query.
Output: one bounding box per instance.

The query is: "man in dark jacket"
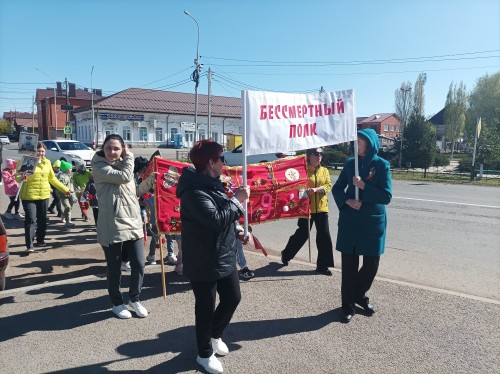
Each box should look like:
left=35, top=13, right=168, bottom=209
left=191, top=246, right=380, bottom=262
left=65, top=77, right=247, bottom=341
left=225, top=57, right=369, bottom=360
left=176, top=139, right=250, bottom=374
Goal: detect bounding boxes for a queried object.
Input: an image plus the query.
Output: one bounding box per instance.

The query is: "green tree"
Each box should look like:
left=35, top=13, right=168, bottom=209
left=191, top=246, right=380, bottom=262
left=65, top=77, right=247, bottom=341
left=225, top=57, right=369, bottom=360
left=464, top=72, right=500, bottom=170
left=0, top=119, right=11, bottom=134
left=444, top=81, right=467, bottom=159
left=403, top=113, right=436, bottom=177
left=412, top=72, right=427, bottom=117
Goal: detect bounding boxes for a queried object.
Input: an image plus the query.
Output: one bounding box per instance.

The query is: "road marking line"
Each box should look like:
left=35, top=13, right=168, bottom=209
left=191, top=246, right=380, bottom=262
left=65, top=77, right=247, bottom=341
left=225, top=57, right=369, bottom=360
left=394, top=196, right=500, bottom=209
left=249, top=252, right=500, bottom=305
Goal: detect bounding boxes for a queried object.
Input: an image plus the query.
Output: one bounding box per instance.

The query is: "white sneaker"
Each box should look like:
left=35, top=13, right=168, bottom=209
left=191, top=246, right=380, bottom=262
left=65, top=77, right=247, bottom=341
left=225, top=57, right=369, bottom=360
left=14, top=213, right=24, bottom=219
left=121, top=261, right=131, bottom=272
left=166, top=254, right=177, bottom=265
left=112, top=304, right=132, bottom=319
left=2, top=212, right=13, bottom=219
left=196, top=354, right=223, bottom=374
left=128, top=300, right=148, bottom=317
left=211, top=338, right=229, bottom=356
left=65, top=221, right=76, bottom=227
left=26, top=247, right=35, bottom=253
left=146, top=255, right=157, bottom=265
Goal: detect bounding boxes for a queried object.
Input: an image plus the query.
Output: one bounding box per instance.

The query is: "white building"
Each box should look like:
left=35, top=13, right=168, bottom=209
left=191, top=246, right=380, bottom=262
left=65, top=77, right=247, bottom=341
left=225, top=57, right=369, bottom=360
left=74, top=88, right=242, bottom=149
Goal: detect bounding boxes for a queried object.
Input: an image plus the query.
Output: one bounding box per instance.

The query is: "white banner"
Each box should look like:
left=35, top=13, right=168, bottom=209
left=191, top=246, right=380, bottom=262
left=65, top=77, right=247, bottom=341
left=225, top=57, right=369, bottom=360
left=242, top=90, right=357, bottom=155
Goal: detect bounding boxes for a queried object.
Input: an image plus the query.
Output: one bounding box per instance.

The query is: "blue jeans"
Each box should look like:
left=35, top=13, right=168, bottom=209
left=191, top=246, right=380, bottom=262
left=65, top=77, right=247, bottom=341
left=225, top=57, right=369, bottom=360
left=148, top=220, right=175, bottom=257
left=235, top=239, right=247, bottom=269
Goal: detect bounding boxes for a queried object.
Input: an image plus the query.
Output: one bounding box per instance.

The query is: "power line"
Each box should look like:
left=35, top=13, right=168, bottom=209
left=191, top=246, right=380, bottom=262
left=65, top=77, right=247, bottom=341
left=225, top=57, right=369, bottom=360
left=202, top=49, right=500, bottom=66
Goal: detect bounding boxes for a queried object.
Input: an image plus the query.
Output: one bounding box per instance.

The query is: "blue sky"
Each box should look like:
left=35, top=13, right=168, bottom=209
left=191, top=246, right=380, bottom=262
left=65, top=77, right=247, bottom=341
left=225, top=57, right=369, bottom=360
left=1, top=0, right=499, bottom=120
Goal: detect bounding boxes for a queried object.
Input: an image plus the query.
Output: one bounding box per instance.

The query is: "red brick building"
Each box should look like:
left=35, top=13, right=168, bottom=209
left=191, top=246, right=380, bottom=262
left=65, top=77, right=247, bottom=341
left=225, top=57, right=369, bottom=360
left=35, top=85, right=103, bottom=140
left=357, top=113, right=400, bottom=148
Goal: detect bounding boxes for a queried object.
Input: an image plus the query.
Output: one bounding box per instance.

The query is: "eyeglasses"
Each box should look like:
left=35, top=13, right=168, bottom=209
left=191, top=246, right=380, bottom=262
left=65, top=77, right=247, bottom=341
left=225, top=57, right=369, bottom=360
left=311, top=152, right=323, bottom=157
left=218, top=155, right=225, bottom=163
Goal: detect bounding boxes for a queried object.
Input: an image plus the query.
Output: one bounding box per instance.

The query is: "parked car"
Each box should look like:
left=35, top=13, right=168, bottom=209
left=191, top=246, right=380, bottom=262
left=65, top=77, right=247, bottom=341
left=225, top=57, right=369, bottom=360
left=0, top=135, right=10, bottom=145
left=40, top=140, right=96, bottom=169
left=222, top=144, right=296, bottom=166
left=7, top=134, right=19, bottom=142
left=0, top=217, right=8, bottom=291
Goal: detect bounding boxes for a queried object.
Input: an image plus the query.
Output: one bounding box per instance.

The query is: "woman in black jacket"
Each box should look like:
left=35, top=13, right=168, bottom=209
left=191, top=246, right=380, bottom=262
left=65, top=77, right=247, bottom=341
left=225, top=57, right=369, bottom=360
left=176, top=139, right=250, bottom=374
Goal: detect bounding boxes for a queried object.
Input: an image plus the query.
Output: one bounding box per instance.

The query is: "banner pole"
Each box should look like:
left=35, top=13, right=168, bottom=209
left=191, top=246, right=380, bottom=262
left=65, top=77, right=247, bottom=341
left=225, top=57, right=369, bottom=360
left=354, top=136, right=359, bottom=200
left=242, top=90, right=249, bottom=237
left=308, top=214, right=311, bottom=262
left=153, top=158, right=167, bottom=300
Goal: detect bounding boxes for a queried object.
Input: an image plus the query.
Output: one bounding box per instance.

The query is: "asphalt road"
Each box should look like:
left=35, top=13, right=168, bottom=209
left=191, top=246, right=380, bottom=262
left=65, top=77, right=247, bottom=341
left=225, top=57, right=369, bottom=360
left=0, top=144, right=499, bottom=373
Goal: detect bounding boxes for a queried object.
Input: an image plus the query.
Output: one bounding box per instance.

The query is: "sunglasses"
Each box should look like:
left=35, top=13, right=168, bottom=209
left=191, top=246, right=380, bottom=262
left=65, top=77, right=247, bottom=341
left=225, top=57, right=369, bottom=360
left=310, top=152, right=323, bottom=157
left=218, top=155, right=225, bottom=163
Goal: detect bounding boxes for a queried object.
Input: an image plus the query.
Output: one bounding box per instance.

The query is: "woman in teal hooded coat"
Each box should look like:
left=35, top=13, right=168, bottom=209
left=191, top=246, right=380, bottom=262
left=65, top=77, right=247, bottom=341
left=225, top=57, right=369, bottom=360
left=332, top=128, right=392, bottom=323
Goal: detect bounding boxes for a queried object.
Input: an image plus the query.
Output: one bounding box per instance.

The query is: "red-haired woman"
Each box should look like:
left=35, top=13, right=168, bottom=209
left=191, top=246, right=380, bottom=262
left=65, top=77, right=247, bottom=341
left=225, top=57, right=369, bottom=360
left=176, top=139, right=250, bottom=374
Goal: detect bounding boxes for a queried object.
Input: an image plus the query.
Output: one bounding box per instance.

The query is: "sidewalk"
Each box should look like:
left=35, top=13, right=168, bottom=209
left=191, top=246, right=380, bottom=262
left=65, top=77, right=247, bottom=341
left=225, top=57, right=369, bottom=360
left=1, top=250, right=499, bottom=373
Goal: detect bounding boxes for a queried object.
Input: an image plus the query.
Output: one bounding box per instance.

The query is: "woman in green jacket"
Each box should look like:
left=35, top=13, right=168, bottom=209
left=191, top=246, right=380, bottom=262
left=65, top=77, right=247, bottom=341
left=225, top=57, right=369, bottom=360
left=20, top=142, right=70, bottom=252
left=91, top=134, right=154, bottom=319
left=332, top=128, right=392, bottom=323
left=281, top=147, right=335, bottom=275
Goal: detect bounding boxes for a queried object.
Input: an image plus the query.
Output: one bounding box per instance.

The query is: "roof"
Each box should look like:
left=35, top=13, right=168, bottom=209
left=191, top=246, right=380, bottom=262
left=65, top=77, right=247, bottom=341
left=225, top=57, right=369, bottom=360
left=35, top=88, right=103, bottom=102
left=360, top=113, right=396, bottom=123
left=77, top=88, right=241, bottom=118
left=15, top=118, right=38, bottom=127
left=429, top=108, right=445, bottom=125
left=3, top=111, right=34, bottom=120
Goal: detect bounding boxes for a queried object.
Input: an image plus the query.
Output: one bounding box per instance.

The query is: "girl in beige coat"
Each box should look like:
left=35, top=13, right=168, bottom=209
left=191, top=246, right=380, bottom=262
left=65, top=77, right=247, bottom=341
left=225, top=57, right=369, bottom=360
left=91, top=134, right=154, bottom=319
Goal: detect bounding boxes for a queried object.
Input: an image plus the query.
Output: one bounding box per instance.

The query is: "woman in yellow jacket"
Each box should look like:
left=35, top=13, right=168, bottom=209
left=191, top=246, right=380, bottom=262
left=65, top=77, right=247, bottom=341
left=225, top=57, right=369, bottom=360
left=281, top=147, right=335, bottom=275
left=20, top=142, right=71, bottom=252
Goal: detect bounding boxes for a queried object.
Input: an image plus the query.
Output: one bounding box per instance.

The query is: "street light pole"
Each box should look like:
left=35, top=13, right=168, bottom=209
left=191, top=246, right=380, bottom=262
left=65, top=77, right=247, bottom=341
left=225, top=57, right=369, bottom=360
left=35, top=68, right=58, bottom=139
left=184, top=10, right=201, bottom=141
left=399, top=87, right=411, bottom=168
left=91, top=66, right=96, bottom=148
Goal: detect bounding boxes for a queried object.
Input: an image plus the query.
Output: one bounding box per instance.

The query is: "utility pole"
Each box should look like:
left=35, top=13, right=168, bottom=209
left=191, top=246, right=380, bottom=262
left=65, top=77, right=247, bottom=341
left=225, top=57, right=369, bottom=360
left=208, top=67, right=212, bottom=140
left=31, top=96, right=35, bottom=133
left=184, top=10, right=201, bottom=142
left=91, top=66, right=96, bottom=149
left=65, top=78, right=69, bottom=139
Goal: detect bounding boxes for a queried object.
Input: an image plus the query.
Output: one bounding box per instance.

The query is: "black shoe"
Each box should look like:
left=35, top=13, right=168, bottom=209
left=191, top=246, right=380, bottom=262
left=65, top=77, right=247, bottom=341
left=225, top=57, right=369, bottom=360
left=281, top=251, right=288, bottom=266
left=34, top=241, right=48, bottom=247
left=47, top=208, right=54, bottom=214
left=315, top=268, right=332, bottom=276
left=342, top=313, right=354, bottom=323
left=341, top=304, right=355, bottom=323
left=355, top=299, right=375, bottom=316
left=239, top=267, right=255, bottom=280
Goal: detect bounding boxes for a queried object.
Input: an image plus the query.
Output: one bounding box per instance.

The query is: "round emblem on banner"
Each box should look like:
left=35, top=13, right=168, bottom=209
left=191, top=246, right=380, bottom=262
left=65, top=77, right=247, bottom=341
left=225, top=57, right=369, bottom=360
left=163, top=166, right=180, bottom=188
left=284, top=168, right=300, bottom=181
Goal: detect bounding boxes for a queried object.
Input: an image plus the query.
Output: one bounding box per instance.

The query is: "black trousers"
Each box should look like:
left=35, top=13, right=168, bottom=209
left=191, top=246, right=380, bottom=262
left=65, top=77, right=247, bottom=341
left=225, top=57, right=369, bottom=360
left=341, top=252, right=380, bottom=314
left=22, top=199, right=48, bottom=249
left=6, top=196, right=20, bottom=214
left=282, top=213, right=334, bottom=269
left=48, top=190, right=62, bottom=214
left=190, top=270, right=241, bottom=358
left=103, top=239, right=145, bottom=306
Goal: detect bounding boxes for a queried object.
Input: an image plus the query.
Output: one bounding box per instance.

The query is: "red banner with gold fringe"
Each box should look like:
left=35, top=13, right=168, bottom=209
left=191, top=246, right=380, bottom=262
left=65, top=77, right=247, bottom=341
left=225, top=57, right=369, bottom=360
left=152, top=156, right=309, bottom=234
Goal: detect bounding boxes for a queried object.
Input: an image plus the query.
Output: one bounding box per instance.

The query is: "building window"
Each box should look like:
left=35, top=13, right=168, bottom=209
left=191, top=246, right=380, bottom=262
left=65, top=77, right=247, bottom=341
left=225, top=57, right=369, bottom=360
left=139, top=127, right=148, bottom=141
left=384, top=125, right=389, bottom=131
left=211, top=132, right=218, bottom=142
left=105, top=126, right=114, bottom=137
left=123, top=127, right=131, bottom=141
left=390, top=125, right=396, bottom=131
left=170, top=128, right=178, bottom=144
left=199, top=129, right=206, bottom=140
left=155, top=127, right=163, bottom=142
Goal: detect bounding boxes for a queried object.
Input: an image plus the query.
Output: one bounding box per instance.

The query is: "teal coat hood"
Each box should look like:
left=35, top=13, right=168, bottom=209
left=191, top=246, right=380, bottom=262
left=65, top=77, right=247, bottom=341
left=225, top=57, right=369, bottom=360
left=358, top=128, right=380, bottom=179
